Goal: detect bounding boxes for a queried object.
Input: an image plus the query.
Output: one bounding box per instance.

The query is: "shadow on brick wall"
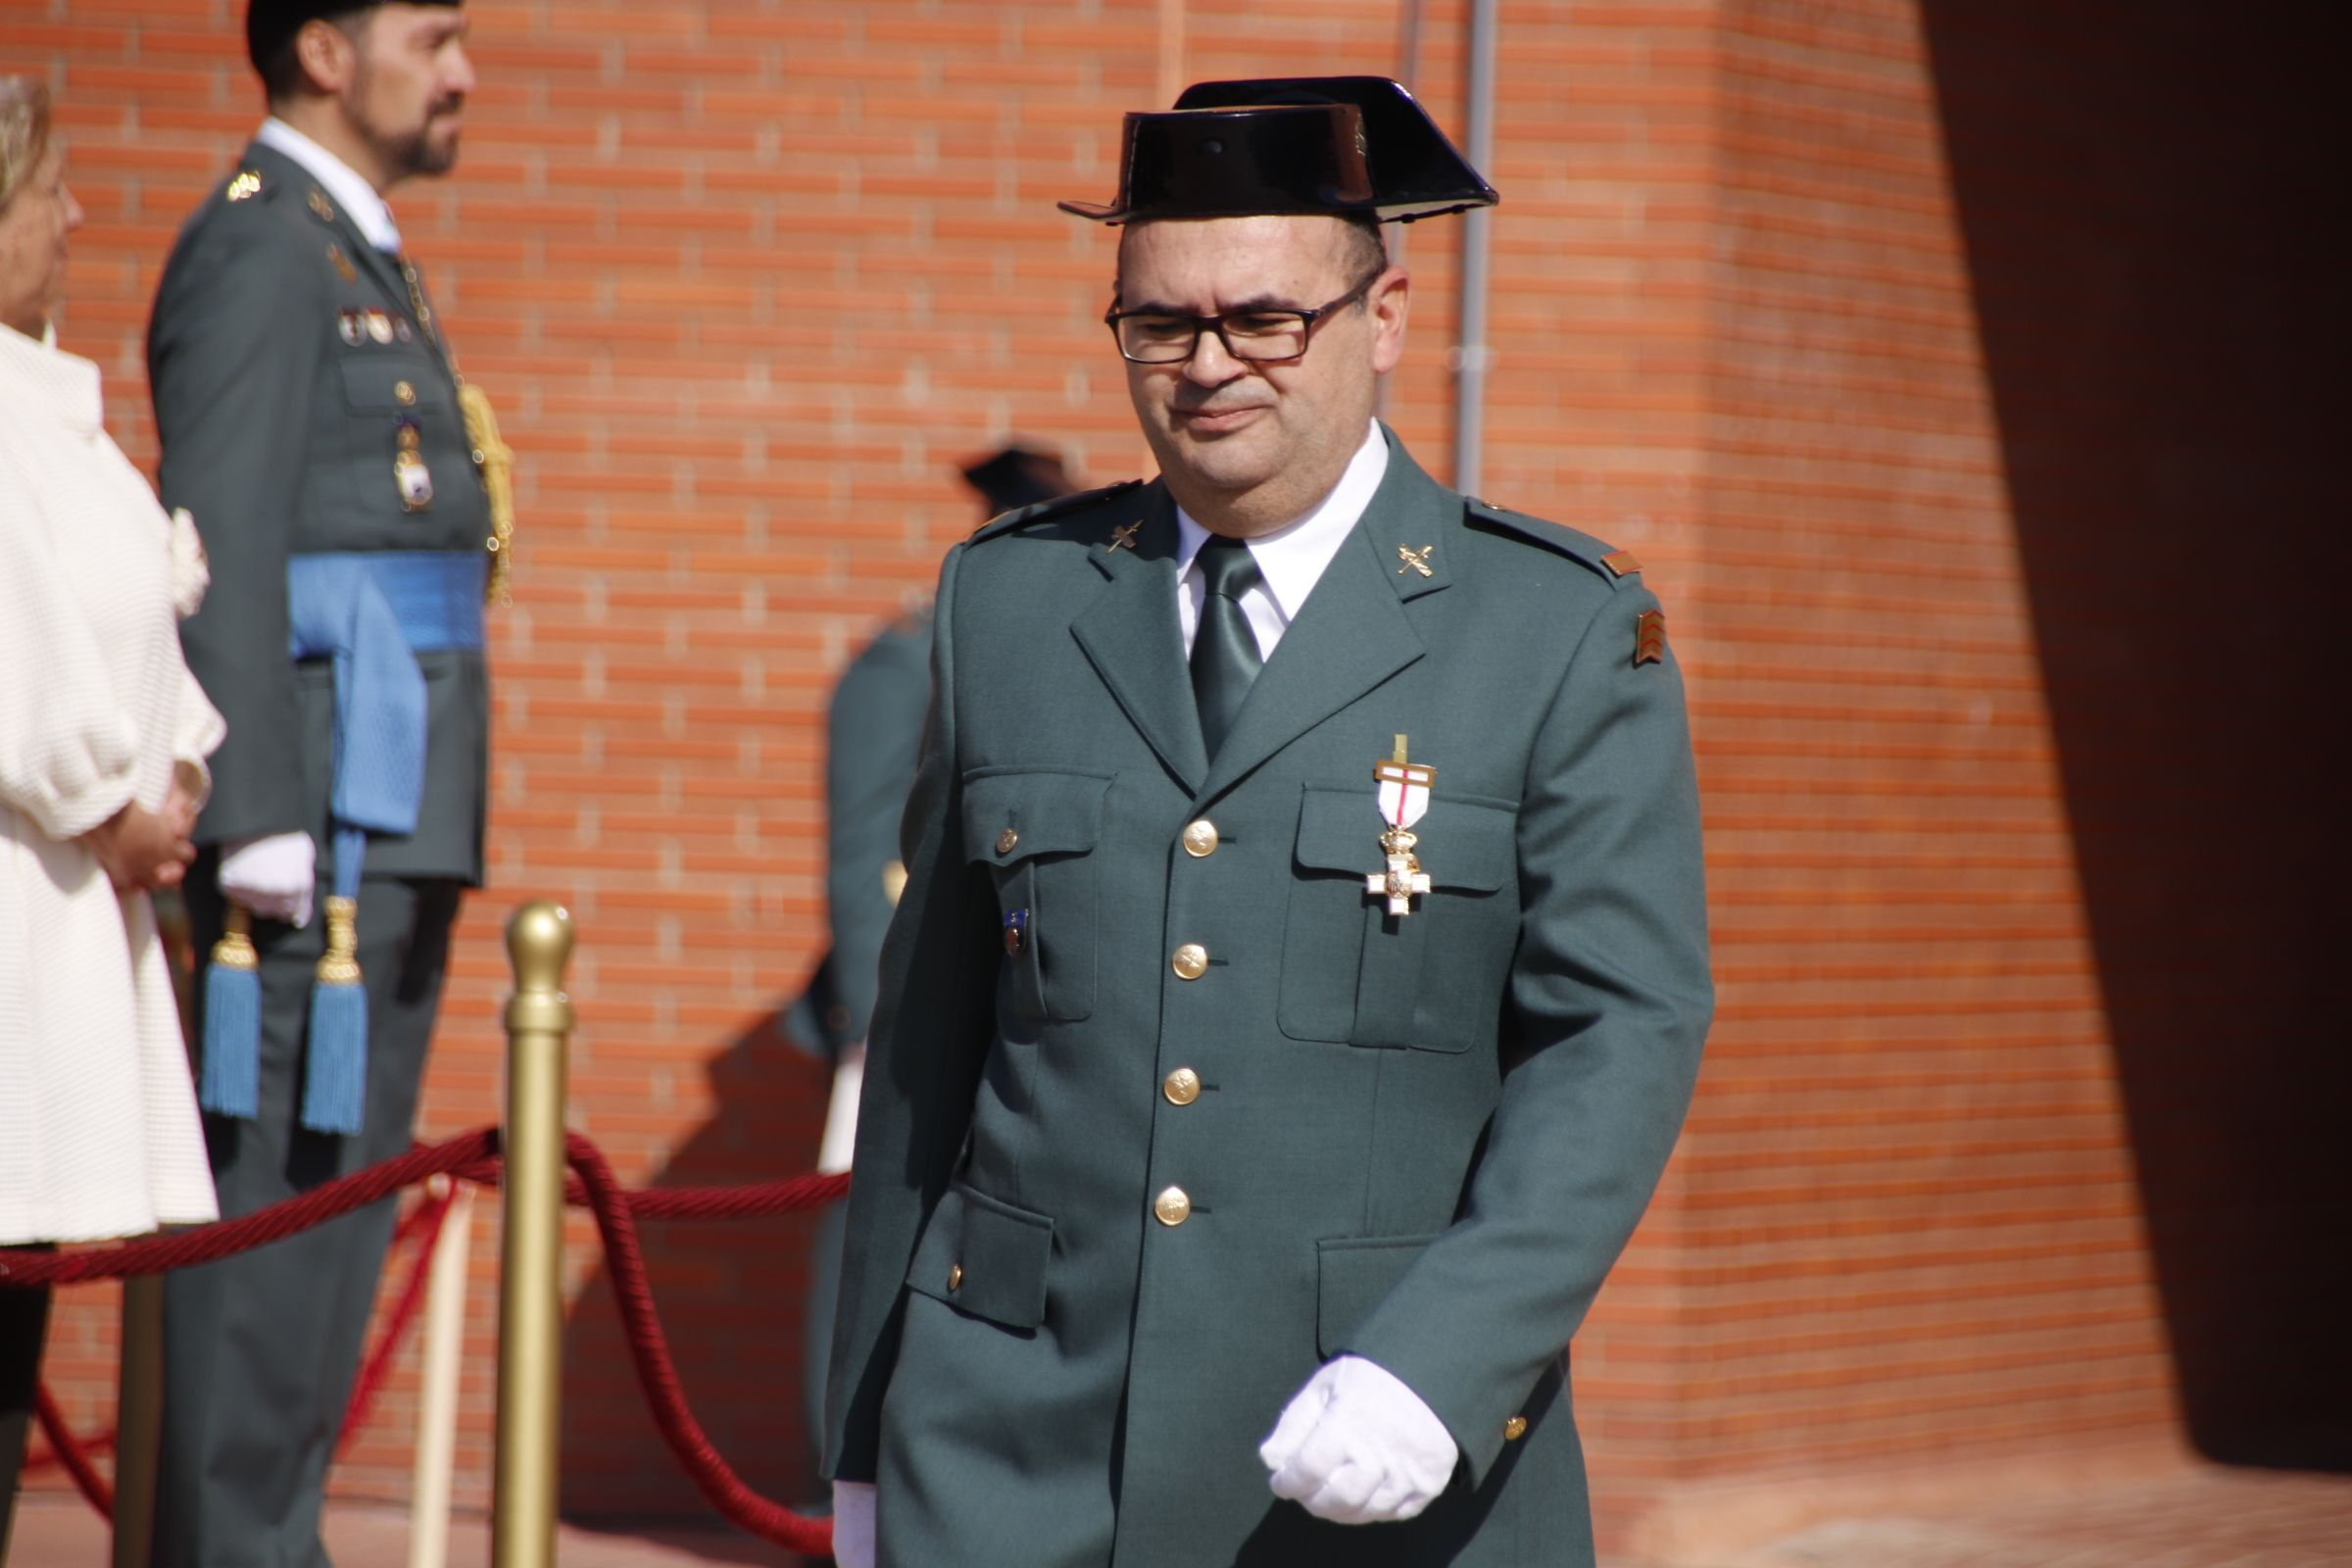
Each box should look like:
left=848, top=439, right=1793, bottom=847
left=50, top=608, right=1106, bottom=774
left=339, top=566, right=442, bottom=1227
left=1922, top=0, right=2351, bottom=1470
left=556, top=1007, right=833, bottom=1538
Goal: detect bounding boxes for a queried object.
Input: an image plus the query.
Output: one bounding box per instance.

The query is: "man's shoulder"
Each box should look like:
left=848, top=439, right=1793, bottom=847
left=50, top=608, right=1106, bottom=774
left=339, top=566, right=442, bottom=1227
left=967, top=479, right=1148, bottom=546
left=1457, top=495, right=1645, bottom=592
left=161, top=155, right=330, bottom=292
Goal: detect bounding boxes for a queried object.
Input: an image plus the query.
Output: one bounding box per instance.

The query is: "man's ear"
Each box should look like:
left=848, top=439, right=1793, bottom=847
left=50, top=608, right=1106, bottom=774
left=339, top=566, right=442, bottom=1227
left=292, top=16, right=361, bottom=97
left=1368, top=266, right=1411, bottom=376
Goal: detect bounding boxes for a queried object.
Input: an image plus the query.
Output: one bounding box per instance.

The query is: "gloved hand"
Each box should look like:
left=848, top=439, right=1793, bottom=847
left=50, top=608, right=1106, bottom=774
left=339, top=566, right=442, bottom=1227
left=832, top=1479, right=877, bottom=1568
left=219, top=831, right=316, bottom=927
left=1260, top=1354, right=1458, bottom=1524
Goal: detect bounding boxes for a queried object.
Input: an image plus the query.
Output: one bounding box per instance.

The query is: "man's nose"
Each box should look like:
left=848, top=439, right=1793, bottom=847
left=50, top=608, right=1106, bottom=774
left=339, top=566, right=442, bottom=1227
left=445, top=44, right=477, bottom=98
left=1182, top=326, right=1247, bottom=386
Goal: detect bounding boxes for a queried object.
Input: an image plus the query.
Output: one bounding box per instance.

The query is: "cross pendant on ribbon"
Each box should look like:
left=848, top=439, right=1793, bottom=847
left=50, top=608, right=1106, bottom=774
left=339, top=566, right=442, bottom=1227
left=1368, top=850, right=1432, bottom=916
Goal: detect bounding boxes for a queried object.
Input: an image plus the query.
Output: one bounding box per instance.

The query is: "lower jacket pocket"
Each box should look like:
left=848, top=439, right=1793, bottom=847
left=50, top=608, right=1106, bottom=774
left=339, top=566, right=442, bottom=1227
left=906, top=1181, right=1055, bottom=1332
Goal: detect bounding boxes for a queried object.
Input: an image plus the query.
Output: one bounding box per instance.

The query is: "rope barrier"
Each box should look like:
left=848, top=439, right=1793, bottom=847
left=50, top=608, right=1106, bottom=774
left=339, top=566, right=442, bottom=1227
left=3, top=1128, right=850, bottom=1555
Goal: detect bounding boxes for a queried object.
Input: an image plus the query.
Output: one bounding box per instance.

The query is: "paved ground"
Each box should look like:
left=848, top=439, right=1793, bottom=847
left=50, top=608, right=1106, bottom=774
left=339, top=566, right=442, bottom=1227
left=11, top=1463, right=2349, bottom=1565
left=1635, top=1465, right=2352, bottom=1568
left=4, top=1498, right=809, bottom=1567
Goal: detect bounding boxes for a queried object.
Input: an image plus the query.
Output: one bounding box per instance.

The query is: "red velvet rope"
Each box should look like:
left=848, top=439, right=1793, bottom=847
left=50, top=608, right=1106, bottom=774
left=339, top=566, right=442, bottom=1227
left=4, top=1131, right=847, bottom=1556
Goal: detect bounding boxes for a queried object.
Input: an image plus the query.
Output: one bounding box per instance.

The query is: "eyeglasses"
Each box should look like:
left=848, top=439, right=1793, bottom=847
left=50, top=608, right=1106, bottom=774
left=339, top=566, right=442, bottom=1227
left=1104, top=270, right=1384, bottom=365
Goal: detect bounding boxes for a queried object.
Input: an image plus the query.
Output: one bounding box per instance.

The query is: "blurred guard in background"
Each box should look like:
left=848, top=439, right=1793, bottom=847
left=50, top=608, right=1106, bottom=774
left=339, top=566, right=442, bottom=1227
left=788, top=445, right=1077, bottom=1503
left=144, top=4, right=510, bottom=1563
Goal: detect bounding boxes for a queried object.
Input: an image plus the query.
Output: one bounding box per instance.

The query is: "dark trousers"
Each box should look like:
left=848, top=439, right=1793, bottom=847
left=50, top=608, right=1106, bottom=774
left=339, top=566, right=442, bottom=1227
left=1, top=1261, right=53, bottom=1563
left=153, top=872, right=460, bottom=1568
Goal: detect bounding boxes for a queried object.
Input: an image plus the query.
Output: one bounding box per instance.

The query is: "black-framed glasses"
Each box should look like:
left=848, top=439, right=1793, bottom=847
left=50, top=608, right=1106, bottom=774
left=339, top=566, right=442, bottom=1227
left=1104, top=270, right=1383, bottom=365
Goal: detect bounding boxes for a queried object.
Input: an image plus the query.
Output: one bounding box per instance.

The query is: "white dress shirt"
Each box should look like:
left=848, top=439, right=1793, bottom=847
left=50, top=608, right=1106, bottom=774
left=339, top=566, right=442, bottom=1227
left=1175, top=420, right=1390, bottom=660
left=256, top=118, right=404, bottom=254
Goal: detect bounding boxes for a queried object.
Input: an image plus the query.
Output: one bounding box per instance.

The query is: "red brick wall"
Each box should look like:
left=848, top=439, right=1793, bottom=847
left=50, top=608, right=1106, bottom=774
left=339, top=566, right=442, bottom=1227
left=18, top=0, right=2332, bottom=1547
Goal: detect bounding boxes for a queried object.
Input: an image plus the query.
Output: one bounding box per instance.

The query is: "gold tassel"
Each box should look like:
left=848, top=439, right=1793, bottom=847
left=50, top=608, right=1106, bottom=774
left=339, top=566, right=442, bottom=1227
left=459, top=381, right=516, bottom=608
left=315, top=896, right=363, bottom=986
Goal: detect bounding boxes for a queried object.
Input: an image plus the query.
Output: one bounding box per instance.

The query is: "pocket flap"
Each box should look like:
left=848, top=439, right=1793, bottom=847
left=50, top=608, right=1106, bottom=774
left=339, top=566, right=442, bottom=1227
left=1316, top=1234, right=1439, bottom=1356
left=906, top=1182, right=1055, bottom=1331
left=961, top=769, right=1112, bottom=865
left=340, top=357, right=450, bottom=413
left=1293, top=787, right=1516, bottom=892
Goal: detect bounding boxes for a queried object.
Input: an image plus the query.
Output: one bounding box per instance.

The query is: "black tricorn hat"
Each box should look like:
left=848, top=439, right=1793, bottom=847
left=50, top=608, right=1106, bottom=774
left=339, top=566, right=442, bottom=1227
left=959, top=444, right=1077, bottom=514
left=1058, top=75, right=1496, bottom=226
left=247, top=0, right=462, bottom=74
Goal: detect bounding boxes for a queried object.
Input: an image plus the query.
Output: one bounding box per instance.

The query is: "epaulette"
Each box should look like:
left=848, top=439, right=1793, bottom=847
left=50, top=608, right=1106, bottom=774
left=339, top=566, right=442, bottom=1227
left=1463, top=497, right=1640, bottom=588
left=969, top=479, right=1144, bottom=545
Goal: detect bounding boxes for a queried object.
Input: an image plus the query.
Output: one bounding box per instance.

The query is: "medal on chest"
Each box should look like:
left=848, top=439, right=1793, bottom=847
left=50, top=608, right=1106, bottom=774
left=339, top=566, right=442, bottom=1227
left=1367, top=736, right=1435, bottom=917
left=394, top=417, right=434, bottom=512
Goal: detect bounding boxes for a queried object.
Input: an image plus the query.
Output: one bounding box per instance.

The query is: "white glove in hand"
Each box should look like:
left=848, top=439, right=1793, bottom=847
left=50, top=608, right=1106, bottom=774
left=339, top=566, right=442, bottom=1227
left=219, top=831, right=317, bottom=928
left=832, top=1479, right=877, bottom=1568
left=1260, top=1354, right=1458, bottom=1524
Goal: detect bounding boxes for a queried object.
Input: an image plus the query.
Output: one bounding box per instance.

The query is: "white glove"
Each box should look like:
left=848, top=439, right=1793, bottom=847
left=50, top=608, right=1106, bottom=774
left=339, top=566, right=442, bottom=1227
left=219, top=831, right=317, bottom=927
left=832, top=1479, right=877, bottom=1568
left=1260, top=1354, right=1458, bottom=1524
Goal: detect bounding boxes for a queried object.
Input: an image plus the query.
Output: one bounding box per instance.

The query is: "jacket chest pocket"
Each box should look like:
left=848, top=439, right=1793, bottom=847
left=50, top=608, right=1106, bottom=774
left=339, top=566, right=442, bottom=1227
left=1278, top=786, right=1518, bottom=1052
left=962, top=768, right=1112, bottom=1023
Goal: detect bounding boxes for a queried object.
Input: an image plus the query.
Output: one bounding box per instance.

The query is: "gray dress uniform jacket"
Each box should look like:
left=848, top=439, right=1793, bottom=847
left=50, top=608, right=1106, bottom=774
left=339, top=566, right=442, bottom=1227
left=153, top=141, right=490, bottom=880
left=826, top=429, right=1713, bottom=1567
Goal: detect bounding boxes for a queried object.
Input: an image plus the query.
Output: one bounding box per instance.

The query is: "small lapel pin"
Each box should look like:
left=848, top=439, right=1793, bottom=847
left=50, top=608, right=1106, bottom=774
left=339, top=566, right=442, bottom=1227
left=326, top=244, right=357, bottom=284
left=1396, top=544, right=1435, bottom=578
left=1106, top=520, right=1141, bottom=553
left=308, top=188, right=336, bottom=223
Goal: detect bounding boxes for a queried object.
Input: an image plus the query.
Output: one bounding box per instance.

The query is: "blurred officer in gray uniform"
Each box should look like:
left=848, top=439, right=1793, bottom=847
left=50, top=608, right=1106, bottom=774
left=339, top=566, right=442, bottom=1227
left=789, top=445, right=1078, bottom=1492
left=146, top=2, right=505, bottom=1562
left=823, top=79, right=1711, bottom=1568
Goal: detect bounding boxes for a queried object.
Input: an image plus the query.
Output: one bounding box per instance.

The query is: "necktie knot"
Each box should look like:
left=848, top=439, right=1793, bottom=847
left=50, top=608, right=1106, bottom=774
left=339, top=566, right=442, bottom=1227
left=1197, top=534, right=1262, bottom=601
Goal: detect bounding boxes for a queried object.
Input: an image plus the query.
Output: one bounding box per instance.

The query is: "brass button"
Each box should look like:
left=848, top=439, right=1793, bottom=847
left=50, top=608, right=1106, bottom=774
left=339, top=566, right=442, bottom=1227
left=394, top=379, right=416, bottom=406
left=1181, top=819, right=1218, bottom=858
left=1152, top=1186, right=1192, bottom=1226
left=1502, top=1415, right=1528, bottom=1442
left=947, top=1263, right=963, bottom=1292
left=1171, top=943, right=1207, bottom=980
left=1162, top=1067, right=1200, bottom=1106
left=996, top=826, right=1019, bottom=856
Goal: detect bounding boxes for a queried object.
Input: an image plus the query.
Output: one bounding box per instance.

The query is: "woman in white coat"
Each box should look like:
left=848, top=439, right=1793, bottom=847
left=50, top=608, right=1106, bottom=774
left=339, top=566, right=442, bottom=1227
left=0, top=77, right=225, bottom=1546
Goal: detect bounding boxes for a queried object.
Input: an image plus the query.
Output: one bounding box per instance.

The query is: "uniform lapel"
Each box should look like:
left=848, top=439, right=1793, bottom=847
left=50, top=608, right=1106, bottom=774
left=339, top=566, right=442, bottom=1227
left=1195, top=430, right=1457, bottom=805
left=1069, top=482, right=1210, bottom=793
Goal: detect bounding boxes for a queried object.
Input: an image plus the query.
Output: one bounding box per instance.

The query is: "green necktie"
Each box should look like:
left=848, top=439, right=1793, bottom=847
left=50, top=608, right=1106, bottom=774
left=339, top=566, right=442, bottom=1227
left=1191, top=535, right=1265, bottom=760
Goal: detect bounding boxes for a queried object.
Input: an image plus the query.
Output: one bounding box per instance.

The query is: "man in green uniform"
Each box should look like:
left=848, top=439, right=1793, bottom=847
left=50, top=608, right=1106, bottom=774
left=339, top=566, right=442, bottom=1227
left=146, top=4, right=493, bottom=1561
left=824, top=78, right=1712, bottom=1568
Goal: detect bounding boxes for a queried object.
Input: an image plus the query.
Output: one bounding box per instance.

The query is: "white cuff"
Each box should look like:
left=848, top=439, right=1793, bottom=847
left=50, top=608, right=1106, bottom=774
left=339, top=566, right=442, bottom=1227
left=832, top=1479, right=877, bottom=1568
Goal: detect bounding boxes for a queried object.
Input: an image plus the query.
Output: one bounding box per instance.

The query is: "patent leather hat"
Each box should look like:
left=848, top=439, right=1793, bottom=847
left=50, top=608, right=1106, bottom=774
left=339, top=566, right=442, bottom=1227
left=1058, top=75, right=1497, bottom=225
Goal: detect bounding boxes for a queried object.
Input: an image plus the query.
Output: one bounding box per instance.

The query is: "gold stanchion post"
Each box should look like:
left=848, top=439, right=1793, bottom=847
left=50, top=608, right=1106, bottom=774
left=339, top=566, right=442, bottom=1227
left=110, top=1275, right=164, bottom=1568
left=492, top=902, right=573, bottom=1568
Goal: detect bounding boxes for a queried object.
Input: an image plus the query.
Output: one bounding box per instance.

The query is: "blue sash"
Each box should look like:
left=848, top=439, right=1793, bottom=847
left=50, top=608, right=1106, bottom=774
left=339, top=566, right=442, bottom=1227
left=286, top=550, right=485, bottom=896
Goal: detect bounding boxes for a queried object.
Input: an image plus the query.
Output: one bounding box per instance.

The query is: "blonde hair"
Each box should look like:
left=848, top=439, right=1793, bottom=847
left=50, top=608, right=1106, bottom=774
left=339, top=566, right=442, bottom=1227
left=0, top=77, right=54, bottom=215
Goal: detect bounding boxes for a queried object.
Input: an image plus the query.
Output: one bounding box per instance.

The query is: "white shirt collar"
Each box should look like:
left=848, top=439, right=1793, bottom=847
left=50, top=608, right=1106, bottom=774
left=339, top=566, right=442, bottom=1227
left=256, top=118, right=404, bottom=254
left=1175, top=420, right=1391, bottom=622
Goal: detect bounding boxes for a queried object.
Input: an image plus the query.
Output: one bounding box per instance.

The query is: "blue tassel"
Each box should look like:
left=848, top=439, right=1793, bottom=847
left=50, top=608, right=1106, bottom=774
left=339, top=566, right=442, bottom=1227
left=298, top=895, right=368, bottom=1136
left=199, top=905, right=262, bottom=1119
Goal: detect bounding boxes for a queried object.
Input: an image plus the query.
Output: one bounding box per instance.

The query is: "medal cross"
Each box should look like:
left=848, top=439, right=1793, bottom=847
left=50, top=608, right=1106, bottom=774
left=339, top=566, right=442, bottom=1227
left=1367, top=850, right=1432, bottom=916
left=1106, top=520, right=1141, bottom=553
